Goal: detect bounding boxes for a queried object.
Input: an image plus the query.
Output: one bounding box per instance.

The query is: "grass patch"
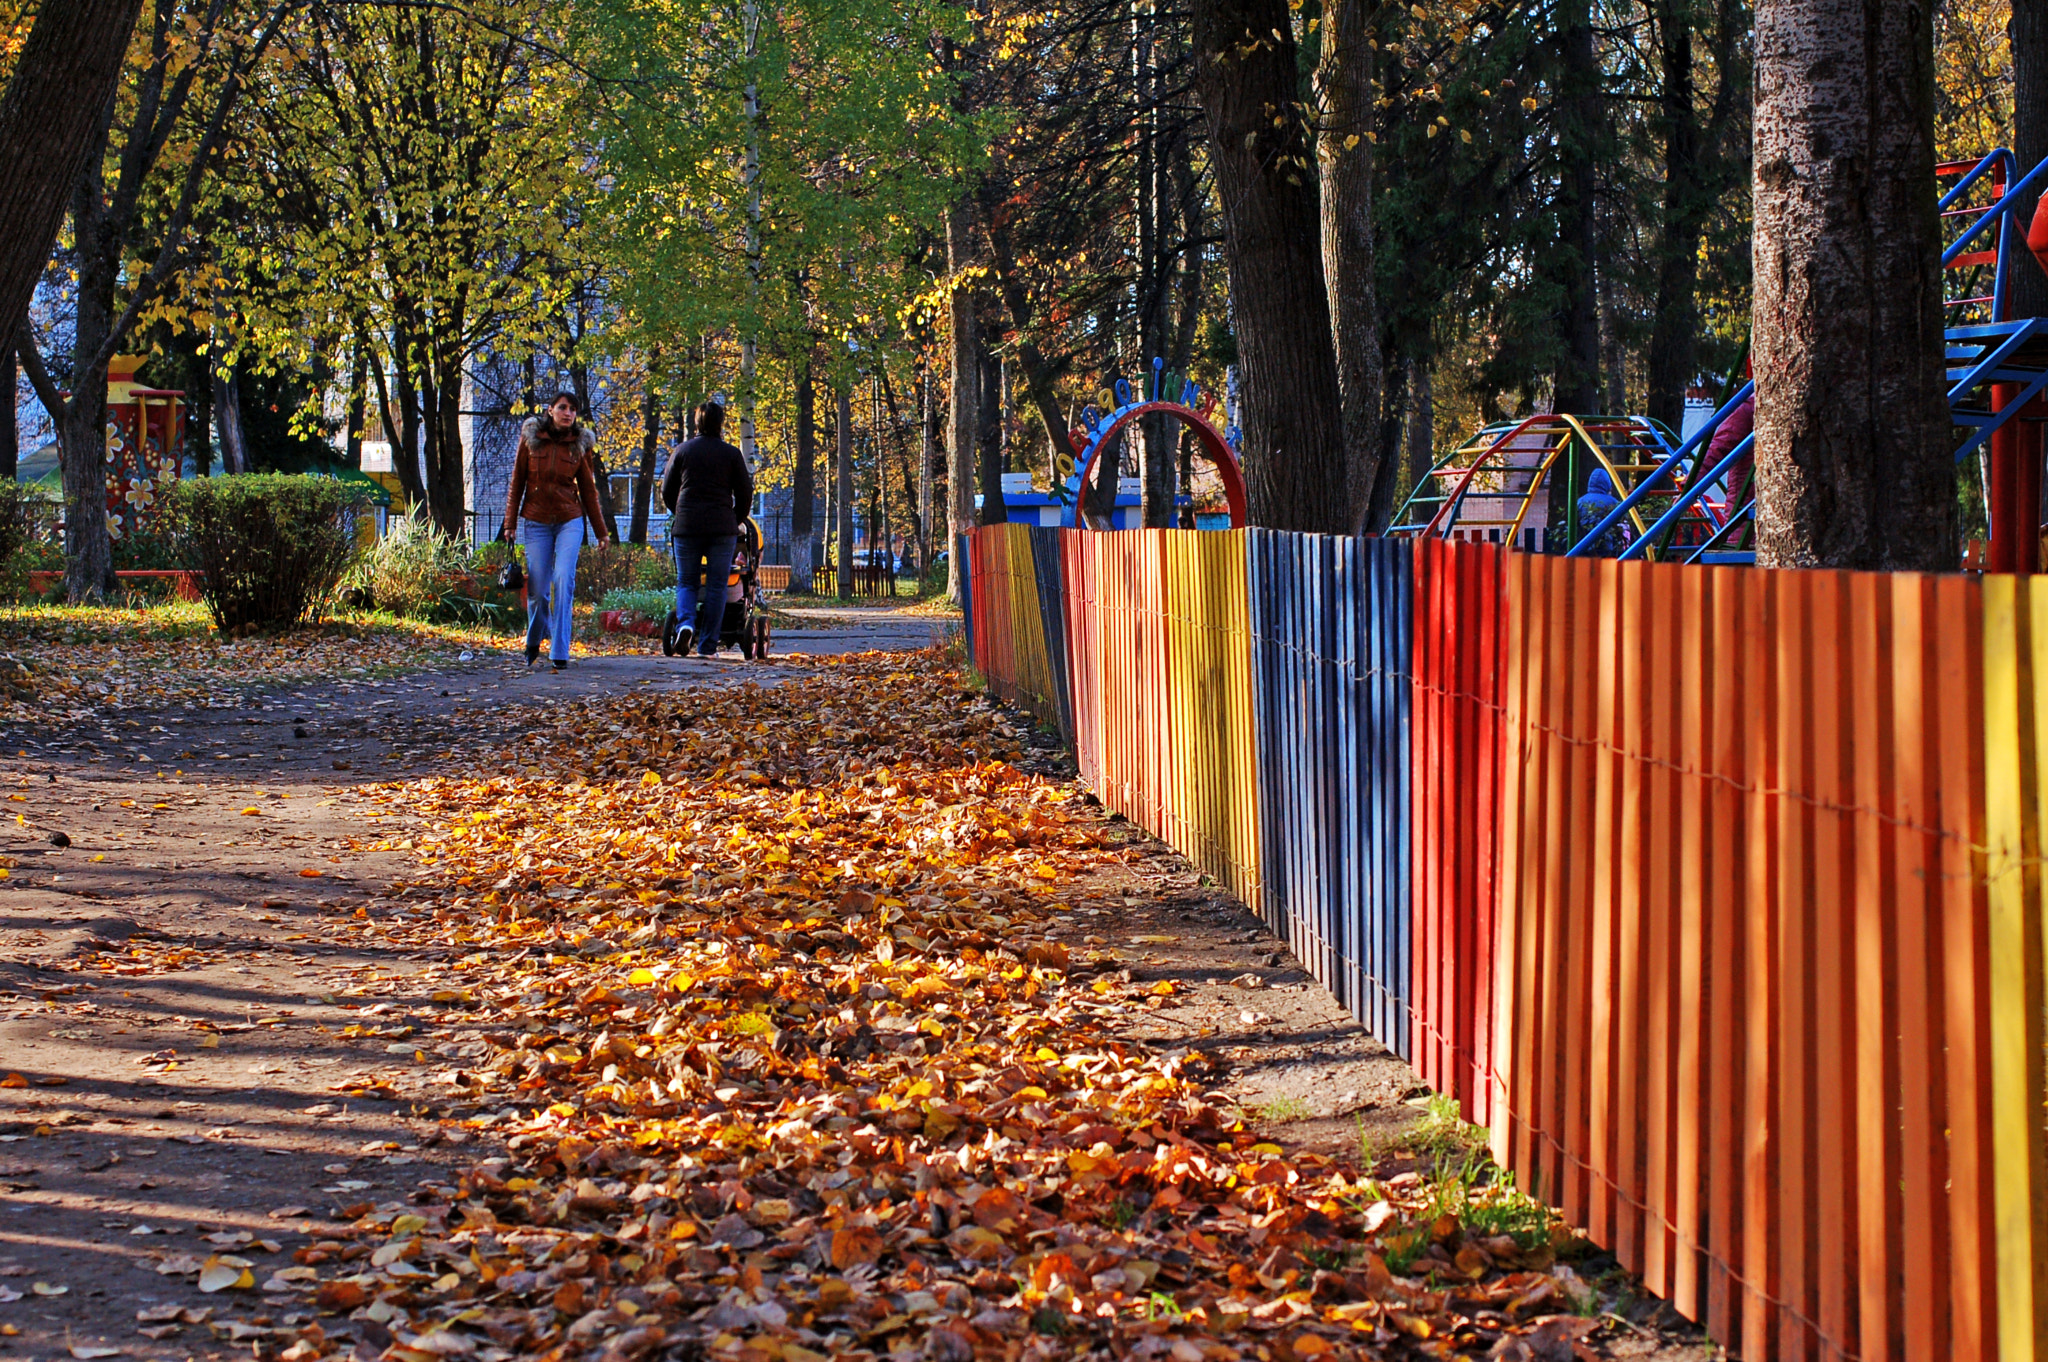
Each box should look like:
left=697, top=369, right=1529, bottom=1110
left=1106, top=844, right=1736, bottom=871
left=1406, top=1092, right=1486, bottom=1158
left=1250, top=1095, right=1312, bottom=1124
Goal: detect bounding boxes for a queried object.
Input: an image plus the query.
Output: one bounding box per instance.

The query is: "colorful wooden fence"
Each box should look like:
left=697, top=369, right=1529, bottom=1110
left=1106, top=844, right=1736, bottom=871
left=962, top=522, right=2048, bottom=1360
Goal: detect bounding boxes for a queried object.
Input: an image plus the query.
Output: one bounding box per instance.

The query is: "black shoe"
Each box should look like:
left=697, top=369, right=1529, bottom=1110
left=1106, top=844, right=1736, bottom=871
left=552, top=659, right=567, bottom=671
left=525, top=639, right=540, bottom=666
left=676, top=625, right=694, bottom=656
left=661, top=611, right=678, bottom=656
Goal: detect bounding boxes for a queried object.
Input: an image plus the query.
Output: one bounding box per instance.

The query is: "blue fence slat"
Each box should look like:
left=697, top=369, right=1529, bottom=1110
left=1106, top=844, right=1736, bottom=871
left=957, top=532, right=975, bottom=663
left=1243, top=527, right=1413, bottom=1060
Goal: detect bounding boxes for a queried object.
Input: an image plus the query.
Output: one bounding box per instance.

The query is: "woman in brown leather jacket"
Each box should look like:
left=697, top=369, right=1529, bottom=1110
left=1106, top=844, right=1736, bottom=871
left=502, top=393, right=610, bottom=669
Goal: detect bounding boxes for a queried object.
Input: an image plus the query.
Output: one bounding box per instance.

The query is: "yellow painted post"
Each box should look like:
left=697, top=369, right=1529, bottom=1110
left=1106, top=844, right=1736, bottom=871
left=1987, top=574, right=2048, bottom=1361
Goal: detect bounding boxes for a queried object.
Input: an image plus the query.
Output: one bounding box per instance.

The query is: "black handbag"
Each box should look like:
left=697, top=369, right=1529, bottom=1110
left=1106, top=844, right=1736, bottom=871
left=498, top=558, right=525, bottom=592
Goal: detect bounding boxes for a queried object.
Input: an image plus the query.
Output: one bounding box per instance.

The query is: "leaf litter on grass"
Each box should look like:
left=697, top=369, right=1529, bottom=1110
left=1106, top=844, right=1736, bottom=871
left=280, top=650, right=1596, bottom=1361
left=0, top=604, right=506, bottom=727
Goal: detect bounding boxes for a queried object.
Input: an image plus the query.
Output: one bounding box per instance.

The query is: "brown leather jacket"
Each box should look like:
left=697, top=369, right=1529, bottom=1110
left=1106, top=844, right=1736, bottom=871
left=505, top=417, right=608, bottom=530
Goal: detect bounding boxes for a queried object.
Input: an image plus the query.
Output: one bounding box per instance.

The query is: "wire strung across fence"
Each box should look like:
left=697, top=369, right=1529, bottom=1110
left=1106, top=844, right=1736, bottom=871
left=962, top=522, right=2048, bottom=1362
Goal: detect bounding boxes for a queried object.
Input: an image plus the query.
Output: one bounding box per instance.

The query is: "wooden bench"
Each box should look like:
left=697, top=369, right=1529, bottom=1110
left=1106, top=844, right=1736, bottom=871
left=27, top=570, right=203, bottom=601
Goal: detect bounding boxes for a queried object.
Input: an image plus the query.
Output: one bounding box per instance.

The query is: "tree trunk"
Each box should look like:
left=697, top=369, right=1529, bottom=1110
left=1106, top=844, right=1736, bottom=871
left=1647, top=0, right=1703, bottom=432
left=567, top=359, right=619, bottom=541
left=1405, top=357, right=1433, bottom=509
left=188, top=339, right=213, bottom=477
left=393, top=362, right=424, bottom=509
left=629, top=386, right=659, bottom=544
left=214, top=367, right=250, bottom=475
left=1315, top=0, right=1384, bottom=531
left=0, top=0, right=147, bottom=359
left=792, top=358, right=816, bottom=591
left=978, top=343, right=1007, bottom=524
left=1191, top=0, right=1348, bottom=532
left=918, top=370, right=934, bottom=576
left=1134, top=2, right=1175, bottom=529
left=880, top=368, right=922, bottom=572
left=1365, top=350, right=1408, bottom=533
left=1752, top=0, right=1955, bottom=570
left=978, top=202, right=1084, bottom=477
left=1551, top=0, right=1602, bottom=419
left=2013, top=0, right=2048, bottom=321
left=835, top=385, right=855, bottom=601
left=59, top=397, right=111, bottom=600
left=946, top=202, right=979, bottom=599
left=345, top=340, right=367, bottom=470
left=420, top=363, right=467, bottom=538
left=0, top=347, right=17, bottom=481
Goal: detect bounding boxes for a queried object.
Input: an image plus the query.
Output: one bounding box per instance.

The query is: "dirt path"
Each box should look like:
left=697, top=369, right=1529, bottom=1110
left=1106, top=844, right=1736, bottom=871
left=0, top=609, right=1704, bottom=1361
left=0, top=618, right=955, bottom=1361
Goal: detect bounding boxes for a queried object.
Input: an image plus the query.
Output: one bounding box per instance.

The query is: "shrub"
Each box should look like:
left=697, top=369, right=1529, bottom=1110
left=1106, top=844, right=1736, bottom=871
left=112, top=527, right=187, bottom=571
left=576, top=541, right=671, bottom=603
left=633, top=545, right=676, bottom=590
left=172, top=474, right=365, bottom=632
left=0, top=485, right=59, bottom=600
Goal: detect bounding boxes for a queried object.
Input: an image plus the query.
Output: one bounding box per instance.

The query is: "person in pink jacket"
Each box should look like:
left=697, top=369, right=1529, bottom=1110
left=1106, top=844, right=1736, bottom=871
left=1702, top=392, right=1754, bottom=526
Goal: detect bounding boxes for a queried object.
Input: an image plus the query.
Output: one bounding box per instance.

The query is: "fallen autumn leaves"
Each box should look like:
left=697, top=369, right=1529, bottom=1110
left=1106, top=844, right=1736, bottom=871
left=286, top=650, right=1599, bottom=1361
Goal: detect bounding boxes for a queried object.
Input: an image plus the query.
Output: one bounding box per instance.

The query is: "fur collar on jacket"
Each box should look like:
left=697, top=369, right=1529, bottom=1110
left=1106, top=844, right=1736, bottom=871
left=523, top=415, right=595, bottom=451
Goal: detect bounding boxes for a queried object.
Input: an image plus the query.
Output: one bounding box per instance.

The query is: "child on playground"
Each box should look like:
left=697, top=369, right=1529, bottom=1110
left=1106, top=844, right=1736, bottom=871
left=1575, top=468, right=1633, bottom=558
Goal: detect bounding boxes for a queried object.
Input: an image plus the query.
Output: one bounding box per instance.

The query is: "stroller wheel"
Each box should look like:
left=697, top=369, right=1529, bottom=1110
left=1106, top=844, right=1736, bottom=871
left=753, top=616, right=770, bottom=659
left=740, top=627, right=754, bottom=660
left=660, top=611, right=678, bottom=657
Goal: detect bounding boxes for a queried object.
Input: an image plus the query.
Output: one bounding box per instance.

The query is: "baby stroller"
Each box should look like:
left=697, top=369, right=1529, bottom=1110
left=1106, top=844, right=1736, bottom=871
left=664, top=517, right=771, bottom=659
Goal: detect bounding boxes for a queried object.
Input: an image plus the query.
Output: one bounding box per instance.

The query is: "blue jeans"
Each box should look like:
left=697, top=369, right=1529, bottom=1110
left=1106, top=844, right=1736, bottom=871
left=673, top=531, right=736, bottom=655
left=521, top=517, right=584, bottom=663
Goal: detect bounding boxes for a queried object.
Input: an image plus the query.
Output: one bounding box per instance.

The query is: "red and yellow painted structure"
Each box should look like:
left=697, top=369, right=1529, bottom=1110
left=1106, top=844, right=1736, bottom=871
left=964, top=522, right=2048, bottom=1360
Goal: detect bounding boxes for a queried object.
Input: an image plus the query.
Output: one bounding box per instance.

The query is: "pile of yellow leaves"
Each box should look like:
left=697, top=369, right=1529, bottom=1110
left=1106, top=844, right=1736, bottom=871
left=302, top=651, right=1593, bottom=1361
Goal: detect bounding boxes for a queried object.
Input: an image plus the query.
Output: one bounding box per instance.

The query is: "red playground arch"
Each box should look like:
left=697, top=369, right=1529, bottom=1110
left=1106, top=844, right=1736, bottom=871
left=1067, top=388, right=1248, bottom=530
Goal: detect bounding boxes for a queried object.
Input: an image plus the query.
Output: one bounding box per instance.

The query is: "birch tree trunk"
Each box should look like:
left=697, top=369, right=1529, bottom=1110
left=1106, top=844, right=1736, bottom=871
left=1191, top=0, right=1347, bottom=532
left=1752, top=0, right=1955, bottom=569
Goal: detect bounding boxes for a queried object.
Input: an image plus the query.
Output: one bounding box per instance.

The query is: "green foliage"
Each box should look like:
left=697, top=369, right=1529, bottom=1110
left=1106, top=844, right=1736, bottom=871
left=231, top=368, right=344, bottom=473
left=346, top=509, right=523, bottom=629
left=111, top=528, right=188, bottom=573
left=576, top=542, right=671, bottom=604
left=599, top=588, right=674, bottom=619
left=1458, top=1180, right=1555, bottom=1251
left=0, top=486, right=59, bottom=601
left=172, top=475, right=366, bottom=633
left=1406, top=1092, right=1486, bottom=1159
left=346, top=509, right=472, bottom=619
left=581, top=0, right=989, bottom=382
